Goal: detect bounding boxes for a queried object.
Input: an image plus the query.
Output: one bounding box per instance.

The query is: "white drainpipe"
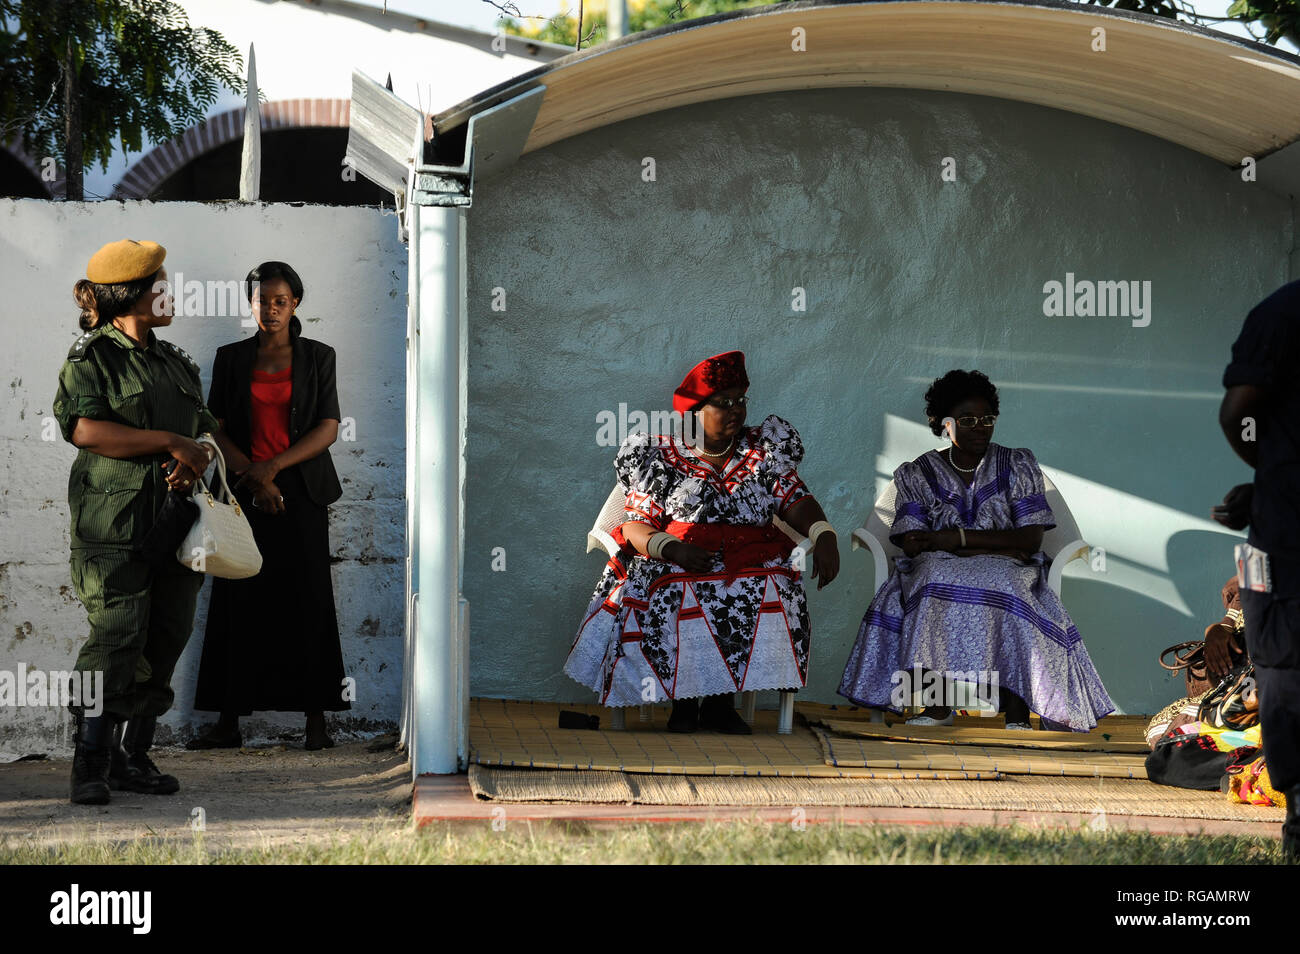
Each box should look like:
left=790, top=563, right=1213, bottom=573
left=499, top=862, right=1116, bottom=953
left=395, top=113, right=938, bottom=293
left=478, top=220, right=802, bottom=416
left=409, top=200, right=467, bottom=776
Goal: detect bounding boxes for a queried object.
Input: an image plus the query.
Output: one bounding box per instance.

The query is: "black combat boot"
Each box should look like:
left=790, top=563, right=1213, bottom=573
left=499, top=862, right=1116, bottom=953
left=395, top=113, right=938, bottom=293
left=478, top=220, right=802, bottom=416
left=110, top=715, right=179, bottom=795
left=70, top=714, right=115, bottom=805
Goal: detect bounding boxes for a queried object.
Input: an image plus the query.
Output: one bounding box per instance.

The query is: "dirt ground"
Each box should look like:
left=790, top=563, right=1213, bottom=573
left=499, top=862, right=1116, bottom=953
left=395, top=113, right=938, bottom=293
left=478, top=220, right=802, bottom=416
left=0, top=736, right=411, bottom=850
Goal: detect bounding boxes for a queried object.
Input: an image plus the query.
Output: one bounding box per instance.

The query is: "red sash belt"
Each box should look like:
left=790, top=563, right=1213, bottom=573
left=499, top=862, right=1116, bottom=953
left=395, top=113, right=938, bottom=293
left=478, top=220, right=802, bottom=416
left=610, top=520, right=791, bottom=584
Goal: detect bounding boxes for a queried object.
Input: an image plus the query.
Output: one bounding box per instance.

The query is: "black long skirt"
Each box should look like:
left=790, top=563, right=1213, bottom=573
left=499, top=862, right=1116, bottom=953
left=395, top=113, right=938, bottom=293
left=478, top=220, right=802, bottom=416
left=193, top=465, right=349, bottom=714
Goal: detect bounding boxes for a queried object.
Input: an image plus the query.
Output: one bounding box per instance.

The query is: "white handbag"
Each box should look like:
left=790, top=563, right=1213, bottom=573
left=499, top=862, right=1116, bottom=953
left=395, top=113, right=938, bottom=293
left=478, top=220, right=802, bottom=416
left=176, top=436, right=263, bottom=579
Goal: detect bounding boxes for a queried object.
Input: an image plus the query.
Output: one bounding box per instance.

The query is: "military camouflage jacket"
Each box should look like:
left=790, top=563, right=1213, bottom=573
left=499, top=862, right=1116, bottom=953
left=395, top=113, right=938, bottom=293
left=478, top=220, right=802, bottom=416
left=53, top=324, right=220, bottom=549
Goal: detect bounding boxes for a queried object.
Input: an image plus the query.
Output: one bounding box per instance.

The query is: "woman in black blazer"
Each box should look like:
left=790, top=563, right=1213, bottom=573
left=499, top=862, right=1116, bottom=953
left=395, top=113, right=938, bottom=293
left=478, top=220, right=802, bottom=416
left=188, top=261, right=349, bottom=751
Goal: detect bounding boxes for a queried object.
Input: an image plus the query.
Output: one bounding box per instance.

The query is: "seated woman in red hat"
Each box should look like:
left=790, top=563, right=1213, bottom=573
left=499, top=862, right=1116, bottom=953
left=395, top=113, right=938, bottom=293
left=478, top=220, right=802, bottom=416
left=564, top=351, right=840, bottom=733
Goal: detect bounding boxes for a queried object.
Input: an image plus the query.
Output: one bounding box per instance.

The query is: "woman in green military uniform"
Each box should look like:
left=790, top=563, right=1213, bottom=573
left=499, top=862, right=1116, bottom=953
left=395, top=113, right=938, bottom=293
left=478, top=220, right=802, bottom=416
left=53, top=239, right=221, bottom=805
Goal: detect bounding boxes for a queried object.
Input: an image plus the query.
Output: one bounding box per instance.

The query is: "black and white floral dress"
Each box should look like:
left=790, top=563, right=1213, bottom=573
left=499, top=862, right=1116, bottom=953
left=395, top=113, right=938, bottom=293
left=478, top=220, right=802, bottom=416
left=565, top=414, right=814, bottom=706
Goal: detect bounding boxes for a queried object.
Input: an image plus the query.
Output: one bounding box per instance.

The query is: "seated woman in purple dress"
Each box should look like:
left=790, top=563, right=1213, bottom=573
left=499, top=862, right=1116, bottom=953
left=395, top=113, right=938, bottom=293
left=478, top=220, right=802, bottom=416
left=838, top=370, right=1114, bottom=731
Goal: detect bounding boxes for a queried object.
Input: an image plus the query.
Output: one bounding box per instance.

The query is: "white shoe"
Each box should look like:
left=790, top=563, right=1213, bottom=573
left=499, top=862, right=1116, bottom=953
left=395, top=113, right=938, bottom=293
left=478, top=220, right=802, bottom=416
left=906, top=712, right=954, bottom=727
left=1005, top=722, right=1033, bottom=731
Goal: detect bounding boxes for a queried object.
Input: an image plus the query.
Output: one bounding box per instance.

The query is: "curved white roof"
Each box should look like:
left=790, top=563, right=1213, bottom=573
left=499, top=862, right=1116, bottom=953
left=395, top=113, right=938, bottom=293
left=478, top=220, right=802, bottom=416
left=431, top=0, right=1300, bottom=166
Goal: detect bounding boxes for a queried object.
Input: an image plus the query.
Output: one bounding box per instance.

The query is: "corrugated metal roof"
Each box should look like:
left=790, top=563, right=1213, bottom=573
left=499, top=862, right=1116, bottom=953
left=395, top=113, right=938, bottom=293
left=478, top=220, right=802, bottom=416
left=346, top=69, right=423, bottom=198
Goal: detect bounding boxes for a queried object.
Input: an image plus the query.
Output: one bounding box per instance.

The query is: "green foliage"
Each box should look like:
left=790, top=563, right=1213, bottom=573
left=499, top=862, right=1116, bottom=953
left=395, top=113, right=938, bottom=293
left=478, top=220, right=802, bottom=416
left=0, top=0, right=244, bottom=175
left=1082, top=0, right=1300, bottom=44
left=1224, top=0, right=1300, bottom=44
left=504, top=0, right=795, bottom=48
left=497, top=0, right=1300, bottom=49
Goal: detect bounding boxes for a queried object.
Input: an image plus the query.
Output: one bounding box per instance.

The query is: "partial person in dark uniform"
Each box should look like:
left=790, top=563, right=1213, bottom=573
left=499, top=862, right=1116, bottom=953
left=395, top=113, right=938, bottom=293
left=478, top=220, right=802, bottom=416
left=187, top=261, right=348, bottom=751
left=53, top=239, right=220, bottom=804
left=1217, top=278, right=1300, bottom=860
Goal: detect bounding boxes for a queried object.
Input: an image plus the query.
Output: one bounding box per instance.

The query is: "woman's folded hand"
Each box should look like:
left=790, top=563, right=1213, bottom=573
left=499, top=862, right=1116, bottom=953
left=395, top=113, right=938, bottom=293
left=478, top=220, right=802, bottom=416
left=166, top=434, right=211, bottom=476
left=252, top=480, right=286, bottom=515
left=901, top=531, right=930, bottom=557
left=239, top=459, right=281, bottom=492
left=164, top=461, right=199, bottom=491
left=663, top=540, right=714, bottom=572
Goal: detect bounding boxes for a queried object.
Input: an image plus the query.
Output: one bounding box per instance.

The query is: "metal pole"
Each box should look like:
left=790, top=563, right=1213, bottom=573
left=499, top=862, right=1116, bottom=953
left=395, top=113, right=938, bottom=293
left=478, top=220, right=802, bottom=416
left=400, top=202, right=419, bottom=759
left=411, top=201, right=464, bottom=775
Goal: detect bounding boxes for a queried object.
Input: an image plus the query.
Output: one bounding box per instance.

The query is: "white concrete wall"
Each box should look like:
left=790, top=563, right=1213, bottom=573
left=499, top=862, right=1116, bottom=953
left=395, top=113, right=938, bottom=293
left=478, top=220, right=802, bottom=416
left=0, top=199, right=407, bottom=754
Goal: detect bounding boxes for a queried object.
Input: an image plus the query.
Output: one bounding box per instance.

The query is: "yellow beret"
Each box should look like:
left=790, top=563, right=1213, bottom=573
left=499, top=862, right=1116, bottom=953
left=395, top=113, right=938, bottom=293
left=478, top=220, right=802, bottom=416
left=86, top=239, right=166, bottom=284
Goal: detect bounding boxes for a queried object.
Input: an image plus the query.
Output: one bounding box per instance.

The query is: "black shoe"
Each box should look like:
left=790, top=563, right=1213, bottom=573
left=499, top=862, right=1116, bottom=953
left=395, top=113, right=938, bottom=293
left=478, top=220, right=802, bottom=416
left=698, top=694, right=753, bottom=735
left=304, top=712, right=335, bottom=751
left=70, top=714, right=116, bottom=805
left=1284, top=785, right=1300, bottom=863
left=111, top=715, right=180, bottom=795
left=667, top=698, right=699, bottom=733
left=185, top=723, right=242, bottom=750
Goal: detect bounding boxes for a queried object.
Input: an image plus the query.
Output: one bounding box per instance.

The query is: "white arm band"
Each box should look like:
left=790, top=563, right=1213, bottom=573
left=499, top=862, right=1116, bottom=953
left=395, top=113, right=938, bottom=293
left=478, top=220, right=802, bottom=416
left=808, top=521, right=835, bottom=545
left=646, top=531, right=677, bottom=560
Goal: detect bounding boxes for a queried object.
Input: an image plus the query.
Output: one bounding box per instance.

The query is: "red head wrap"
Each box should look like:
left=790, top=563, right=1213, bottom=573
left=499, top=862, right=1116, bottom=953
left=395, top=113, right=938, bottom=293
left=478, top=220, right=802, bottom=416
left=672, top=350, right=749, bottom=415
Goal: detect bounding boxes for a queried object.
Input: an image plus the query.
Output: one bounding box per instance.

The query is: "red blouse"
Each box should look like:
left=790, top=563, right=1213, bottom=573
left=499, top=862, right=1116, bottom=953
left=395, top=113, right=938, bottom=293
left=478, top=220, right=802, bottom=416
left=249, top=367, right=292, bottom=462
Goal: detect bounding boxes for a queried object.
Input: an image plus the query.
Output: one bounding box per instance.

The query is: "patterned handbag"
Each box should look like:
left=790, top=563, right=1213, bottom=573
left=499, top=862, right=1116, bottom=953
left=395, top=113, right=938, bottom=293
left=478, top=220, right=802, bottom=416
left=1197, top=661, right=1259, bottom=732
left=1226, top=752, right=1287, bottom=807
left=176, top=436, right=263, bottom=579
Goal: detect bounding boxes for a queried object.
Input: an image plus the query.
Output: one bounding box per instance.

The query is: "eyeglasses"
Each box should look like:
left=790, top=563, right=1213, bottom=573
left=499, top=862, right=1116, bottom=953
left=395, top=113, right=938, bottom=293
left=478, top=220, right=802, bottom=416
left=954, top=415, right=997, bottom=428
left=705, top=395, right=749, bottom=410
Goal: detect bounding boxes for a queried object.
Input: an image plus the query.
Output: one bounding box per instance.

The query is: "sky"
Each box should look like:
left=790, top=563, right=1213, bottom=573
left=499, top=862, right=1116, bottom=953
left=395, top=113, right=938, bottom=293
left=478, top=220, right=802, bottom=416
left=384, top=0, right=560, bottom=31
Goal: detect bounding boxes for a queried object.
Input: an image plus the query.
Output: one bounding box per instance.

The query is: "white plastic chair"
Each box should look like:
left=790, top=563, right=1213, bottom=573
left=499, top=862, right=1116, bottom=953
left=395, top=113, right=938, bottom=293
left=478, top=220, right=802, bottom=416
left=849, top=467, right=1090, bottom=718
left=586, top=482, right=808, bottom=734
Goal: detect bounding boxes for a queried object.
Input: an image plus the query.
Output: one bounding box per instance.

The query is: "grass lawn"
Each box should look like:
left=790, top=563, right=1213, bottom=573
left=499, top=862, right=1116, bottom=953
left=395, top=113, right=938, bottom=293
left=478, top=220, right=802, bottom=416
left=1, top=819, right=1289, bottom=865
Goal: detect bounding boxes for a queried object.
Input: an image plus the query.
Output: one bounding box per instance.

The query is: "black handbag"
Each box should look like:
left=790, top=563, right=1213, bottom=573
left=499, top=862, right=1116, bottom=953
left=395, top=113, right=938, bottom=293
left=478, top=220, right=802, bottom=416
left=1145, top=733, right=1234, bottom=791
left=134, top=463, right=200, bottom=565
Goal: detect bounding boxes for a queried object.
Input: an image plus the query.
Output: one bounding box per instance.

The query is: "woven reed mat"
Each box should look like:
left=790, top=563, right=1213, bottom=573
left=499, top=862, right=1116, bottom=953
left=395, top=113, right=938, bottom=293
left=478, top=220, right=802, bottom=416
left=812, top=720, right=1150, bottom=753
left=800, top=702, right=1151, bottom=735
left=813, top=726, right=1150, bottom=779
left=469, top=699, right=998, bottom=778
left=466, top=764, right=1285, bottom=820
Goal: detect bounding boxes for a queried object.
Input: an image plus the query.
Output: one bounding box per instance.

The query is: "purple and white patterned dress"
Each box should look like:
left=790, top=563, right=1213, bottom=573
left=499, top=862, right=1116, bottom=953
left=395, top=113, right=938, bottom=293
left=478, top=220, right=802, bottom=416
left=565, top=414, right=813, bottom=707
left=837, top=443, right=1115, bottom=731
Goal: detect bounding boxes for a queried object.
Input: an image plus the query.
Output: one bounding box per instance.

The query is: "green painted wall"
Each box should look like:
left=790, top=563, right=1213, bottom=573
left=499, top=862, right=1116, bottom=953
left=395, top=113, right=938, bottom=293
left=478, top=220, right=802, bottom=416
left=463, top=86, right=1292, bottom=715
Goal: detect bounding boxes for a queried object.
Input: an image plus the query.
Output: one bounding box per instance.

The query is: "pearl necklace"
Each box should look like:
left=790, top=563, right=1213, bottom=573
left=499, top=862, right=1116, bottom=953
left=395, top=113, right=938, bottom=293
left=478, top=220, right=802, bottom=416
left=948, top=446, right=981, bottom=474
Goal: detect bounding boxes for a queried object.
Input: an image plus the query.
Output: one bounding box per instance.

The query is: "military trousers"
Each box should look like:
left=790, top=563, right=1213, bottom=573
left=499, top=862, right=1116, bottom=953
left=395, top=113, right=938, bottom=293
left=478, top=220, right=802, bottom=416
left=69, top=546, right=204, bottom=721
